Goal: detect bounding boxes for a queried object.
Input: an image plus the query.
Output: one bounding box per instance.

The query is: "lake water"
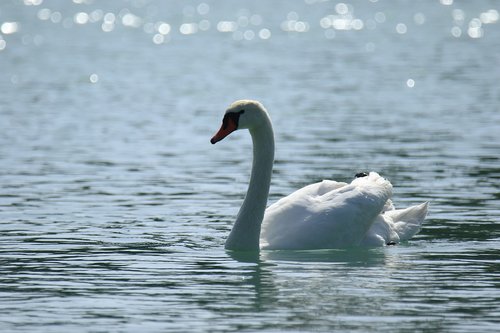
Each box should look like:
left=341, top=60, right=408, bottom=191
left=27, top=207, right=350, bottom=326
left=1, top=0, right=499, bottom=332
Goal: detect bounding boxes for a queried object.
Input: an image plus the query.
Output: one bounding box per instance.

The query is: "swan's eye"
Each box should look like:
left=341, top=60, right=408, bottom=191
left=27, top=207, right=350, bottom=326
left=221, top=111, right=243, bottom=130
left=355, top=172, right=369, bottom=178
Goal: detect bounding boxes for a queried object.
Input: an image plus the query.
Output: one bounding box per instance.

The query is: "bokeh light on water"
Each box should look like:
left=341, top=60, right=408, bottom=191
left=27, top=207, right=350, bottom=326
left=1, top=0, right=499, bottom=51
left=0, top=1, right=499, bottom=332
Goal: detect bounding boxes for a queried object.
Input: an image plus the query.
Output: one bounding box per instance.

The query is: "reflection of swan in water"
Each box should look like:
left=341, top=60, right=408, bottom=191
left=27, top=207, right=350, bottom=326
left=226, top=249, right=388, bottom=311
left=229, top=248, right=386, bottom=265
left=260, top=248, right=387, bottom=265
left=227, top=252, right=278, bottom=309
left=211, top=100, right=429, bottom=251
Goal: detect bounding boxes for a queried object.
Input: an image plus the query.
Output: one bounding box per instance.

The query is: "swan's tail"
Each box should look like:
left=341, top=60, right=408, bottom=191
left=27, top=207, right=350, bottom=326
left=385, top=202, right=429, bottom=240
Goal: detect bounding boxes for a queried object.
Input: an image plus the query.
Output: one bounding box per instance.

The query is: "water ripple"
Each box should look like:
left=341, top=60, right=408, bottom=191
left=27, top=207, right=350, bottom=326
left=1, top=0, right=499, bottom=332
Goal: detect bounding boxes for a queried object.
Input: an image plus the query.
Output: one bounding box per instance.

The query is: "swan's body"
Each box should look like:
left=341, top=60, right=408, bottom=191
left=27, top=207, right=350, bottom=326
left=211, top=100, right=428, bottom=251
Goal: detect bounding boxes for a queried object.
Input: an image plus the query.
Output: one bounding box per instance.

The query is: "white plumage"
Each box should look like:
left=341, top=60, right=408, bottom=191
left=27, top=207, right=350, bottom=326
left=211, top=100, right=428, bottom=251
left=261, top=174, right=428, bottom=249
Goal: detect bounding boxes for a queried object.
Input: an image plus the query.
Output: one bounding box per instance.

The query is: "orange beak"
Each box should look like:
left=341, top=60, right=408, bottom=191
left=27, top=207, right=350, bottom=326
left=210, top=117, right=238, bottom=144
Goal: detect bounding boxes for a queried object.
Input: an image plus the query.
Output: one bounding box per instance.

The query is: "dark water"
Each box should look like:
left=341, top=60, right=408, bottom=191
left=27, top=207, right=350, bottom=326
left=1, top=1, right=499, bottom=332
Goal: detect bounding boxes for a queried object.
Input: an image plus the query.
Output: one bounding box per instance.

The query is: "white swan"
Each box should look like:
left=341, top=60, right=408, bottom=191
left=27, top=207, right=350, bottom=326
left=211, top=100, right=428, bottom=251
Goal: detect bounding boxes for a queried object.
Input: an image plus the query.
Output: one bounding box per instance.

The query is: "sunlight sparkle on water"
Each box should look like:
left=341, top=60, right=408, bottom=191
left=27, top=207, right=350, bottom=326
left=335, top=3, right=350, bottom=15
left=258, top=28, right=271, bottom=40
left=74, top=12, right=89, bottom=25
left=197, top=3, right=210, bottom=16
left=50, top=11, right=62, bottom=23
left=281, top=12, right=310, bottom=32
left=179, top=23, right=198, bottom=35
left=37, top=8, right=51, bottom=20
left=217, top=21, right=237, bottom=32
left=89, top=73, right=99, bottom=83
left=157, top=22, right=171, bottom=35
left=122, top=13, right=142, bottom=28
left=152, top=33, right=165, bottom=44
left=243, top=30, right=255, bottom=40
left=396, top=23, right=407, bottom=34
left=1, top=22, right=19, bottom=34
left=319, top=3, right=364, bottom=32
left=101, top=12, right=116, bottom=32
left=89, top=10, right=104, bottom=23
left=452, top=9, right=465, bottom=23
left=21, top=1, right=499, bottom=47
left=23, top=0, right=43, bottom=5
left=451, top=26, right=462, bottom=38
left=374, top=12, right=386, bottom=23
left=103, top=13, right=116, bottom=24
left=414, top=13, right=426, bottom=25
left=468, top=18, right=483, bottom=39
left=480, top=9, right=499, bottom=24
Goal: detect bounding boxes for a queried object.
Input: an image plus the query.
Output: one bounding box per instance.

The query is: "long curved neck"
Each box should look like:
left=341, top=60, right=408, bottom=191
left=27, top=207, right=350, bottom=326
left=225, top=117, right=274, bottom=251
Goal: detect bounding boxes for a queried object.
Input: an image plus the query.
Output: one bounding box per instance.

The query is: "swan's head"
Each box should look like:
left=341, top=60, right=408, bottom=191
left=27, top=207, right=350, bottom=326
left=210, top=100, right=269, bottom=144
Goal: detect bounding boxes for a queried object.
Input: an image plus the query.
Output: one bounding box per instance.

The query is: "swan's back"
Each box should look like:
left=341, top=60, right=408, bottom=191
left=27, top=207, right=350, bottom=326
left=260, top=172, right=393, bottom=250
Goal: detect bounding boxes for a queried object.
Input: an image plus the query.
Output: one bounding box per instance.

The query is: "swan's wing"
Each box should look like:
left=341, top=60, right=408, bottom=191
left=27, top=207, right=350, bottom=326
left=361, top=202, right=429, bottom=246
left=387, top=202, right=429, bottom=240
left=269, top=179, right=348, bottom=207
left=261, top=172, right=393, bottom=250
left=382, top=199, right=395, bottom=212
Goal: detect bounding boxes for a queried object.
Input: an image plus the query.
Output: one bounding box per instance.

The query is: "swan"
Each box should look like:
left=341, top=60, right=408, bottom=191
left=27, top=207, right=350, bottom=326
left=210, top=100, right=429, bottom=251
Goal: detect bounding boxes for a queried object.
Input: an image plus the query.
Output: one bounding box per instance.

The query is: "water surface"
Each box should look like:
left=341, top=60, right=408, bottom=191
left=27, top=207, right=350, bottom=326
left=1, top=1, right=499, bottom=332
